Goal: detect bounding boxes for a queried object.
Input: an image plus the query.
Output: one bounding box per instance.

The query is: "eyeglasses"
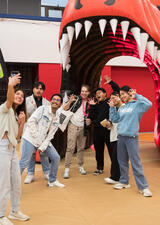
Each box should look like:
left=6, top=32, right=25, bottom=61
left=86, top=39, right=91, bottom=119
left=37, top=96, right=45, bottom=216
left=52, top=98, right=61, bottom=102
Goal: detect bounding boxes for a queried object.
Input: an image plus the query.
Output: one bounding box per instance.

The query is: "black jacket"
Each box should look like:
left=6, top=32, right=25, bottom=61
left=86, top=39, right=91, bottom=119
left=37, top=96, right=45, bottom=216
left=89, top=81, right=119, bottom=128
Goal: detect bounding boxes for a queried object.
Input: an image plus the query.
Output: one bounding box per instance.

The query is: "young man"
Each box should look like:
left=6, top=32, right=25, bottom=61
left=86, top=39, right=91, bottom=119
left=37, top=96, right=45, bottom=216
left=89, top=76, right=119, bottom=175
left=103, top=91, right=122, bottom=184
left=20, top=94, right=65, bottom=188
left=24, top=81, right=50, bottom=184
left=63, top=84, right=91, bottom=179
left=109, top=87, right=152, bottom=197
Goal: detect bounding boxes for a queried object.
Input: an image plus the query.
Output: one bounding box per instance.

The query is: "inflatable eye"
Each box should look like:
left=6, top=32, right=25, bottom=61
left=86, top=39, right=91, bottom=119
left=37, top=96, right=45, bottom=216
left=157, top=5, right=160, bottom=10
left=75, top=0, right=83, bottom=9
left=75, top=0, right=116, bottom=9
left=104, top=0, right=116, bottom=6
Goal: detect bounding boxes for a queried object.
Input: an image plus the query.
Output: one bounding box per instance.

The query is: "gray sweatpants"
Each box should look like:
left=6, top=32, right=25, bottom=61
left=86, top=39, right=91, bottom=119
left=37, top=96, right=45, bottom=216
left=0, top=139, right=21, bottom=217
left=117, top=135, right=148, bottom=190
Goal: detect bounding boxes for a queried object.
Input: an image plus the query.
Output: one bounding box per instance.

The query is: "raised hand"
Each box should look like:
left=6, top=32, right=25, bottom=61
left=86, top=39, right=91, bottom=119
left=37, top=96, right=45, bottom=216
left=18, top=111, right=26, bottom=126
left=69, top=94, right=77, bottom=103
left=108, top=99, right=115, bottom=107
left=104, top=75, right=112, bottom=84
left=129, top=89, right=137, bottom=98
left=88, top=98, right=96, bottom=105
left=8, top=74, right=21, bottom=87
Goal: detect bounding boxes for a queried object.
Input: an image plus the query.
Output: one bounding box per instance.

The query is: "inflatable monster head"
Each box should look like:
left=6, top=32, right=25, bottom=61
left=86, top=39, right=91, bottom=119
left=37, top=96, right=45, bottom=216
left=59, top=0, right=160, bottom=146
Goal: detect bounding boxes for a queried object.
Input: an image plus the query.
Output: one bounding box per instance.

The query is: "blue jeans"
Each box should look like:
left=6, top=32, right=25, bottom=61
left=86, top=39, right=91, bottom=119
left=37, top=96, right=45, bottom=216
left=20, top=139, right=60, bottom=183
left=0, top=139, right=21, bottom=217
left=27, top=150, right=50, bottom=176
left=117, top=135, right=148, bottom=190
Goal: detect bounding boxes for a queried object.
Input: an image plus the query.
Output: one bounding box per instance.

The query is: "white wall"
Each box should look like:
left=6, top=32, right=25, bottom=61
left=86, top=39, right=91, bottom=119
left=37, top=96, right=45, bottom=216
left=0, top=18, right=61, bottom=63
left=0, top=17, right=146, bottom=67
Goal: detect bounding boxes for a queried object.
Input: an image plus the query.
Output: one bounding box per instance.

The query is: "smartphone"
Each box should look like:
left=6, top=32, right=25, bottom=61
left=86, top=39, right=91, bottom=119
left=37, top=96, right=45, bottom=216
left=11, top=71, right=20, bottom=77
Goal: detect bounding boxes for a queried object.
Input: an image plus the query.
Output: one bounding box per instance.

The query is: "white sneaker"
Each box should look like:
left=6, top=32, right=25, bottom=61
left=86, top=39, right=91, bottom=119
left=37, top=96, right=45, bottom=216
left=79, top=167, right=87, bottom=175
left=8, top=211, right=29, bottom=221
left=104, top=177, right=118, bottom=184
left=0, top=217, right=14, bottom=225
left=63, top=168, right=69, bottom=179
left=139, top=188, right=152, bottom=197
left=48, top=180, right=65, bottom=188
left=24, top=175, right=34, bottom=184
left=44, top=173, right=49, bottom=180
left=114, top=182, right=131, bottom=190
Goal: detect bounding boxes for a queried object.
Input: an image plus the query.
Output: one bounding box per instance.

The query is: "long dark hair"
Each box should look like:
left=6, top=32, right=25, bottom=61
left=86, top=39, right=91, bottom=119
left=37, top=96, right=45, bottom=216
left=13, top=88, right=26, bottom=116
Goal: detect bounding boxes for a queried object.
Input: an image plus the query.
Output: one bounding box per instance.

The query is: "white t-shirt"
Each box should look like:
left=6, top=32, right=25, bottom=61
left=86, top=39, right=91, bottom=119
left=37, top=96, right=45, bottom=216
left=0, top=102, right=18, bottom=146
left=70, top=104, right=85, bottom=127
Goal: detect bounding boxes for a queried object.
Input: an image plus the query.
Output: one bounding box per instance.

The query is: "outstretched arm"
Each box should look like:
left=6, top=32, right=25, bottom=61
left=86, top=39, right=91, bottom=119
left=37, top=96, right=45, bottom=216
left=6, top=74, right=21, bottom=109
left=104, top=75, right=120, bottom=92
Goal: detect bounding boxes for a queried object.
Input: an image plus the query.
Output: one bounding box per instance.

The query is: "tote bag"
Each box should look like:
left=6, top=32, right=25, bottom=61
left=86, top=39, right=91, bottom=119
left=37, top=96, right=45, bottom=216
left=59, top=98, right=79, bottom=132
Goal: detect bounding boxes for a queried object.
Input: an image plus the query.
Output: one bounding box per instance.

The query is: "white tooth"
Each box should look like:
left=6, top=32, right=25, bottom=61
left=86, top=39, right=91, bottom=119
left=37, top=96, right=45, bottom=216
left=120, top=21, right=129, bottom=40
left=98, top=19, right=107, bottom=36
left=139, top=32, right=149, bottom=62
left=75, top=22, right=83, bottom=39
left=110, top=18, right=118, bottom=36
left=59, top=50, right=63, bottom=65
left=154, top=46, right=158, bottom=60
left=61, top=44, right=70, bottom=70
left=84, top=20, right=93, bottom=37
left=157, top=50, right=160, bottom=64
left=66, top=64, right=71, bottom=72
left=67, top=26, right=74, bottom=45
left=130, top=27, right=141, bottom=47
left=60, top=33, right=69, bottom=51
left=147, top=41, right=154, bottom=59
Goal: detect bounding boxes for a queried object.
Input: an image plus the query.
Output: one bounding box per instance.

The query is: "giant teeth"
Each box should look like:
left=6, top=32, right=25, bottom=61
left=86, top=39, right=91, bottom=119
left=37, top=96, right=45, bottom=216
left=67, top=26, right=74, bottom=45
left=157, top=50, right=160, bottom=64
left=60, top=33, right=69, bottom=51
left=61, top=45, right=70, bottom=70
left=60, top=34, right=70, bottom=70
left=84, top=20, right=93, bottom=37
left=120, top=21, right=129, bottom=40
left=98, top=19, right=107, bottom=36
left=147, top=41, right=155, bottom=59
left=154, top=46, right=158, bottom=61
left=66, top=64, right=71, bottom=72
left=130, top=27, right=141, bottom=47
left=75, top=22, right=83, bottom=39
left=139, top=32, right=149, bottom=62
left=110, top=18, right=118, bottom=36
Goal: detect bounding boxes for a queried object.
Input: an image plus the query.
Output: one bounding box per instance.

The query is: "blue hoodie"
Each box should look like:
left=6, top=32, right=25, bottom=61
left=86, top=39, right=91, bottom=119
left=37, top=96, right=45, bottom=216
left=109, top=94, right=152, bottom=137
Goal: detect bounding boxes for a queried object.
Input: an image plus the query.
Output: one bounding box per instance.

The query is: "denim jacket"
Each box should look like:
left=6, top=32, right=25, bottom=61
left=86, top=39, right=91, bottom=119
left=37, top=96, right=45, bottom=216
left=22, top=105, right=60, bottom=152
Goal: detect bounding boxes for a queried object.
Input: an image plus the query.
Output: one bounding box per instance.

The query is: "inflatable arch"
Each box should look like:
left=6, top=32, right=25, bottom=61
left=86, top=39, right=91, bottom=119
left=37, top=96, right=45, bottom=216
left=59, top=0, right=160, bottom=147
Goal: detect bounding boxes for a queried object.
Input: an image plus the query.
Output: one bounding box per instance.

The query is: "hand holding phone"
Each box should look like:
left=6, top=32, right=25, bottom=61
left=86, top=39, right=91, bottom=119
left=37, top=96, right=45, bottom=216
left=11, top=71, right=20, bottom=77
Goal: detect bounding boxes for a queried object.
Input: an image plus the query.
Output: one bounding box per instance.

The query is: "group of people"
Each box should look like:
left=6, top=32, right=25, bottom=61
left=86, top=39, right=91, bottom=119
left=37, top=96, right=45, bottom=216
left=0, top=73, right=152, bottom=225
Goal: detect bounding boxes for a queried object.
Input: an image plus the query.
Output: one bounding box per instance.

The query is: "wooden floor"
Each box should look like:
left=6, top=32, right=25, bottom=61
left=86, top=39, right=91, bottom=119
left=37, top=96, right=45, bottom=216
left=11, top=133, right=160, bottom=225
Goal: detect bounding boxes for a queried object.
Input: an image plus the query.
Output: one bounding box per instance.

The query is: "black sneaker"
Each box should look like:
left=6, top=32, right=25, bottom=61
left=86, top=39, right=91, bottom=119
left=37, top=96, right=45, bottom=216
left=93, top=170, right=103, bottom=175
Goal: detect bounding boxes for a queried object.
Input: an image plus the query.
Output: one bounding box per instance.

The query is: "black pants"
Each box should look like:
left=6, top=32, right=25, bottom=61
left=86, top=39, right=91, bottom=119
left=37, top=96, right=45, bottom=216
left=93, top=127, right=120, bottom=181
left=110, top=141, right=120, bottom=181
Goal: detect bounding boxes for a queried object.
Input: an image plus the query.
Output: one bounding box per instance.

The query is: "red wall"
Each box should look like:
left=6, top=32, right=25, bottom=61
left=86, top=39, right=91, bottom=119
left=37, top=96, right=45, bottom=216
left=102, top=66, right=155, bottom=132
left=38, top=63, right=155, bottom=132
left=38, top=63, right=62, bottom=101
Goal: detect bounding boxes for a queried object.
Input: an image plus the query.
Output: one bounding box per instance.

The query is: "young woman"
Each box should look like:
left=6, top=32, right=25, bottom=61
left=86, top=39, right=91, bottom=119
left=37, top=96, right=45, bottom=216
left=109, top=86, right=152, bottom=197
left=0, top=74, right=29, bottom=225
